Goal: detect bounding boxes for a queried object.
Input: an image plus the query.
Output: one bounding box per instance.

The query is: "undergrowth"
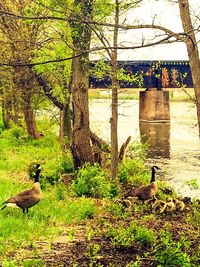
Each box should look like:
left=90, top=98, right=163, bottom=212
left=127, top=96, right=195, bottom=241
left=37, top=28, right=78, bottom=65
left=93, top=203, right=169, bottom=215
left=0, top=120, right=199, bottom=266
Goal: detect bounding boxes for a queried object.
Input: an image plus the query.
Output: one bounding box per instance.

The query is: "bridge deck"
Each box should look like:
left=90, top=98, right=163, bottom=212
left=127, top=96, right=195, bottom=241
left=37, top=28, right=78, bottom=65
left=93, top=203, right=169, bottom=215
left=89, top=60, right=192, bottom=89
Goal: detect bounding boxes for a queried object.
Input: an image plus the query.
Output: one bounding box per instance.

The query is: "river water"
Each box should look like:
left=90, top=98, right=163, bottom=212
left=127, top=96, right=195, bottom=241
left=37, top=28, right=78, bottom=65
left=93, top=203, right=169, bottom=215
left=89, top=99, right=200, bottom=199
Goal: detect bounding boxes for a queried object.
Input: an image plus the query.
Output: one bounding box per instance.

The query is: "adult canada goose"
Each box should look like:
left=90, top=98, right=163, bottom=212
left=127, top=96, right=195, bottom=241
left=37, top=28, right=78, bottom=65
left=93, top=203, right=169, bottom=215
left=1, top=164, right=42, bottom=214
left=134, top=166, right=160, bottom=201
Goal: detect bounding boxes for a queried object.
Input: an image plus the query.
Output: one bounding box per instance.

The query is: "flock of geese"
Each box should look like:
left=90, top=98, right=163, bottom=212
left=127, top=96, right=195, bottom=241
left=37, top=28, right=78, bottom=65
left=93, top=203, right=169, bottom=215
left=115, top=165, right=189, bottom=214
left=0, top=164, right=192, bottom=215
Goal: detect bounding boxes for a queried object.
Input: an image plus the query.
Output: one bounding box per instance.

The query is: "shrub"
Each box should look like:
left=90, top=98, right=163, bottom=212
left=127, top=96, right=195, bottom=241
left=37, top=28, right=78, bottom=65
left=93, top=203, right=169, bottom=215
left=22, top=259, right=45, bottom=267
left=107, top=222, right=154, bottom=248
left=186, top=179, right=200, bottom=189
left=28, top=153, right=74, bottom=186
left=73, top=163, right=118, bottom=198
left=107, top=202, right=128, bottom=218
left=0, top=121, right=5, bottom=134
left=186, top=208, right=200, bottom=228
left=155, top=231, right=192, bottom=267
left=0, top=126, right=26, bottom=146
left=118, top=159, right=149, bottom=185
left=127, top=141, right=148, bottom=161
left=2, top=260, right=17, bottom=267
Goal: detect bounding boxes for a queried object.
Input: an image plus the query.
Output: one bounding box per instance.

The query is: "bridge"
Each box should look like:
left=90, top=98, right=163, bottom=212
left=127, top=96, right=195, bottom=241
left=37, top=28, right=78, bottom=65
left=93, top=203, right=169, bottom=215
left=89, top=60, right=192, bottom=88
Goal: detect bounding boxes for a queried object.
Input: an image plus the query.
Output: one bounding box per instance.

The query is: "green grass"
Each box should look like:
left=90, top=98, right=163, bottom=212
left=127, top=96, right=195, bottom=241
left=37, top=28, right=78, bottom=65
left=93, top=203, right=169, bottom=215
left=0, top=177, right=96, bottom=257
left=0, top=125, right=95, bottom=263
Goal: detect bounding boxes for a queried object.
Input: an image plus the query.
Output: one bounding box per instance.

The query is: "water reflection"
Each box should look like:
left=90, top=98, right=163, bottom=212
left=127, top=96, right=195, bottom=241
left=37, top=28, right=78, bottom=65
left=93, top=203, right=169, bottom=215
left=90, top=99, right=200, bottom=198
left=140, top=122, right=170, bottom=158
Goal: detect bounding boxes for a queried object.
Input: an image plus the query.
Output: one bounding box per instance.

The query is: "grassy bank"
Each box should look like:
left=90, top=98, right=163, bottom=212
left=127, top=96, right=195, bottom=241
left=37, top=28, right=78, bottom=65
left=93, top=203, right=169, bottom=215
left=0, top=122, right=199, bottom=266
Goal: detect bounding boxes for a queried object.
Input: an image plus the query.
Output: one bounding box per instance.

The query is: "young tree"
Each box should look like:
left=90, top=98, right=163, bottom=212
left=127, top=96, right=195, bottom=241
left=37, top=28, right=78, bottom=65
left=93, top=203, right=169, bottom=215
left=110, top=0, right=119, bottom=179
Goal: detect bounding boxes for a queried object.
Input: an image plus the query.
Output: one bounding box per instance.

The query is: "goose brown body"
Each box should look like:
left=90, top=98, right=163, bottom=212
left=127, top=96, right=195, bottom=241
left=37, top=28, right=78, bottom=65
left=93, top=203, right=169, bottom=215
left=4, top=184, right=41, bottom=209
left=135, top=182, right=158, bottom=201
left=2, top=164, right=42, bottom=213
left=134, top=166, right=160, bottom=201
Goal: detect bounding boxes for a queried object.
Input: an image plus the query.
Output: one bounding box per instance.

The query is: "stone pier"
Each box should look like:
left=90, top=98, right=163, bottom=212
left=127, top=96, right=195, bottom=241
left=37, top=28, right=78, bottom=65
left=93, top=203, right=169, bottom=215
left=139, top=88, right=170, bottom=122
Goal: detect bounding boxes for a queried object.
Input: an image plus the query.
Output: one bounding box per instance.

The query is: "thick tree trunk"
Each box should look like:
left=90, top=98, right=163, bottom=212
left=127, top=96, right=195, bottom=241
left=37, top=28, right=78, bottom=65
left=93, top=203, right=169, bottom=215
left=70, top=0, right=94, bottom=169
left=71, top=55, right=94, bottom=168
left=178, top=0, right=200, bottom=136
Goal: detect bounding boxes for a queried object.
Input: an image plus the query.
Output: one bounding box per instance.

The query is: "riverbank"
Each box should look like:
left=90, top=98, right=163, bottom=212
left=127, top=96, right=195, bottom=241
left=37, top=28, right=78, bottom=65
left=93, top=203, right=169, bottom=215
left=0, top=117, right=199, bottom=267
left=0, top=100, right=200, bottom=267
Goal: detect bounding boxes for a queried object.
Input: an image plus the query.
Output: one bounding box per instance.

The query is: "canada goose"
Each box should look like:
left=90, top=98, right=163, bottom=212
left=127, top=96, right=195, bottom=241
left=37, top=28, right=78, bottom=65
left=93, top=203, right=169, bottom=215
left=134, top=166, right=160, bottom=201
left=152, top=200, right=167, bottom=214
left=1, top=164, right=42, bottom=214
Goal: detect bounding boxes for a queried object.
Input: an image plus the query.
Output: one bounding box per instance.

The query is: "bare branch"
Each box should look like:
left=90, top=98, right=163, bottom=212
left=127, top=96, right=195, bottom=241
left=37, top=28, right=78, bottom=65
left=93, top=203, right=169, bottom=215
left=0, top=34, right=178, bottom=67
left=0, top=8, right=183, bottom=40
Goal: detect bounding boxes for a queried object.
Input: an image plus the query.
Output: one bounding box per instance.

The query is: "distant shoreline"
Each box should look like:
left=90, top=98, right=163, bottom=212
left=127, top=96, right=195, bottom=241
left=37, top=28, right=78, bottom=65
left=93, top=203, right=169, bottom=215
left=89, top=88, right=194, bottom=102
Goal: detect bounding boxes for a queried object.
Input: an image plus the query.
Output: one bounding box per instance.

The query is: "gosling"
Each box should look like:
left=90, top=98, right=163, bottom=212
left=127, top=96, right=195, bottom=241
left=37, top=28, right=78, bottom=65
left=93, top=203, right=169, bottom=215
left=164, top=198, right=176, bottom=212
left=174, top=199, right=185, bottom=211
left=152, top=200, right=167, bottom=214
left=1, top=164, right=42, bottom=214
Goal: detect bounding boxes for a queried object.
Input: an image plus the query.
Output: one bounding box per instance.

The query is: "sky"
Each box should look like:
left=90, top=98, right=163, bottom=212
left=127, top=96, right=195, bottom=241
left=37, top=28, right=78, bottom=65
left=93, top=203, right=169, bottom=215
left=92, top=0, right=200, bottom=61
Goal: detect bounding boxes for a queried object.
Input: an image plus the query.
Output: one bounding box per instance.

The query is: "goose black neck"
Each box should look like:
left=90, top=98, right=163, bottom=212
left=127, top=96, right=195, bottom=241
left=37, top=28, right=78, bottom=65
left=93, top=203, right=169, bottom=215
left=34, top=169, right=41, bottom=183
left=150, top=168, right=156, bottom=182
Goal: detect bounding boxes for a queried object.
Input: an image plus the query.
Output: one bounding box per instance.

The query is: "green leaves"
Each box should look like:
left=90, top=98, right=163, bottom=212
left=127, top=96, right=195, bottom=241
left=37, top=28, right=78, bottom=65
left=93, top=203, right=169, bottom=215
left=107, top=222, right=154, bottom=248
left=73, top=163, right=118, bottom=198
left=90, top=60, right=111, bottom=79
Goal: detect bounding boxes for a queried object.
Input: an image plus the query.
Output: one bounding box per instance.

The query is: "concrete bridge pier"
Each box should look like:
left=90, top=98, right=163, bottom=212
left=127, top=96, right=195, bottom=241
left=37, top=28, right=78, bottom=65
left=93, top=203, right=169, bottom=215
left=139, top=88, right=170, bottom=158
left=139, top=88, right=170, bottom=122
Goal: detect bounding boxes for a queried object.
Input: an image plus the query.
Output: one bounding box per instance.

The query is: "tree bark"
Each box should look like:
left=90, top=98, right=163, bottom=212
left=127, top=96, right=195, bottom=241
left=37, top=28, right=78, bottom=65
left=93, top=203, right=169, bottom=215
left=60, top=99, right=72, bottom=149
left=178, top=0, right=200, bottom=136
left=70, top=0, right=94, bottom=169
left=110, top=0, right=119, bottom=179
left=2, top=98, right=12, bottom=129
left=22, top=89, right=40, bottom=139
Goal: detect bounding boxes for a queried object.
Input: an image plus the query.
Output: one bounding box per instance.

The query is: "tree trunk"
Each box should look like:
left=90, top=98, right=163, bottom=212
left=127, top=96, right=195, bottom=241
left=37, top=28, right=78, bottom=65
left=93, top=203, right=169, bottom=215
left=178, top=0, right=200, bottom=136
left=60, top=98, right=72, bottom=149
left=71, top=55, right=94, bottom=168
left=70, top=0, right=94, bottom=169
left=2, top=98, right=12, bottom=129
left=23, top=98, right=40, bottom=139
left=20, top=69, right=40, bottom=139
left=13, top=91, right=20, bottom=124
left=110, top=0, right=119, bottom=179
